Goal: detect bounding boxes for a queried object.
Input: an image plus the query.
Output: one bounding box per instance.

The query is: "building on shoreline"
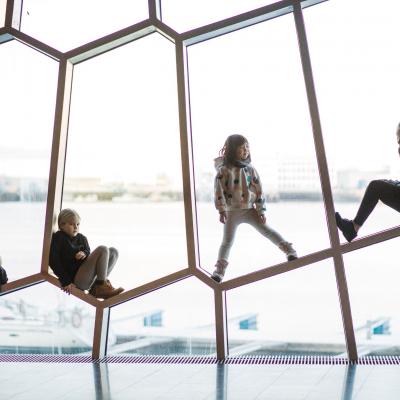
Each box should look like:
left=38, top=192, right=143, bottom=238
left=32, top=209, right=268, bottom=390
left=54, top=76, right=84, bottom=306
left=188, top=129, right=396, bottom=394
left=0, top=161, right=394, bottom=203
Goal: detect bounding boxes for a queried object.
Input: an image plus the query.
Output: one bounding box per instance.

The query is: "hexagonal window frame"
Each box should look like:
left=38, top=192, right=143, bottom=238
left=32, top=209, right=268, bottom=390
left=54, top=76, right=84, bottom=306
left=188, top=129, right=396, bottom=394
left=2, top=0, right=390, bottom=363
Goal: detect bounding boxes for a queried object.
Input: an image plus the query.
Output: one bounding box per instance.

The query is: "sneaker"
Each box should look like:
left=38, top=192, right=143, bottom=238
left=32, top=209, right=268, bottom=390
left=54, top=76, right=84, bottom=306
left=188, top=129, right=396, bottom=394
left=335, top=212, right=357, bottom=242
left=212, top=259, right=228, bottom=283
left=278, top=241, right=298, bottom=261
left=89, top=281, right=124, bottom=299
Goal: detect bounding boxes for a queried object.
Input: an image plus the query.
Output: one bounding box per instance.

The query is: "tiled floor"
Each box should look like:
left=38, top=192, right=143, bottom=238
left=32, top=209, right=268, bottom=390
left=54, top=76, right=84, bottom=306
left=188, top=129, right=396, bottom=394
left=0, top=361, right=399, bottom=399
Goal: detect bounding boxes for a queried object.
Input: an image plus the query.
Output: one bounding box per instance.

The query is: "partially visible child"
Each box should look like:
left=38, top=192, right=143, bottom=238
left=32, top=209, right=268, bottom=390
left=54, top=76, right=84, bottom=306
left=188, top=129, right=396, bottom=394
left=49, top=209, right=123, bottom=299
left=336, top=123, right=400, bottom=242
left=212, top=134, right=297, bottom=282
left=0, top=256, right=8, bottom=285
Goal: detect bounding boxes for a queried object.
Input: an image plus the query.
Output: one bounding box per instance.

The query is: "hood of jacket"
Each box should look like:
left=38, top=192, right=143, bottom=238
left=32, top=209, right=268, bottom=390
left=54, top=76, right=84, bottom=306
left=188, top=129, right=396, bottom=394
left=214, top=156, right=224, bottom=170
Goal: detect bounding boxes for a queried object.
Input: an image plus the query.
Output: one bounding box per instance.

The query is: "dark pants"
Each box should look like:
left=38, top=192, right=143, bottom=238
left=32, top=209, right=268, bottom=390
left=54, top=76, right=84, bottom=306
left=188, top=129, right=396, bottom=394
left=353, top=179, right=400, bottom=226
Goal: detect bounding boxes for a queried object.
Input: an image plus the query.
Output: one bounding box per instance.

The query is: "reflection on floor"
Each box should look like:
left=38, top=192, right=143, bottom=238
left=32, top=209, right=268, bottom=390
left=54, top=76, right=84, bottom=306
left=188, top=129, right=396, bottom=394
left=1, top=359, right=400, bottom=399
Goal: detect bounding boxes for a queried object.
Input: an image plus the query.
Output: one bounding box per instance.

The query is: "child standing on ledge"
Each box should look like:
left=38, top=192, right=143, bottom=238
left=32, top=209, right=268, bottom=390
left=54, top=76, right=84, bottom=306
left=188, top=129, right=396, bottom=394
left=212, top=134, right=298, bottom=282
left=49, top=208, right=124, bottom=299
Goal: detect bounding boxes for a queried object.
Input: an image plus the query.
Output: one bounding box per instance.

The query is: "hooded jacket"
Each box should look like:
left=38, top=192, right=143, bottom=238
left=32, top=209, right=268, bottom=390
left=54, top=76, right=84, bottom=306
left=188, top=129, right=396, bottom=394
left=214, top=156, right=266, bottom=215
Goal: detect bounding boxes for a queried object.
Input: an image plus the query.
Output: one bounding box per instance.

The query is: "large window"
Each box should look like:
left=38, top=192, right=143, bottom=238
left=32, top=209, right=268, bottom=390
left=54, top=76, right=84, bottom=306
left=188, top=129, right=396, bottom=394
left=2, top=0, right=400, bottom=360
left=303, top=0, right=400, bottom=356
left=63, top=33, right=186, bottom=290
left=345, top=240, right=400, bottom=356
left=189, top=14, right=329, bottom=279
left=0, top=284, right=94, bottom=354
left=227, top=260, right=345, bottom=356
left=108, top=278, right=215, bottom=356
left=304, top=0, right=400, bottom=237
left=0, top=40, right=57, bottom=280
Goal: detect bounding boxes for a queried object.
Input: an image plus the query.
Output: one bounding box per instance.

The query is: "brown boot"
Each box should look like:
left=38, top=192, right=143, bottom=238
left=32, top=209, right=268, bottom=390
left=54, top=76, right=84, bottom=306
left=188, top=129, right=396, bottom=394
left=105, top=279, right=124, bottom=295
left=89, top=281, right=124, bottom=299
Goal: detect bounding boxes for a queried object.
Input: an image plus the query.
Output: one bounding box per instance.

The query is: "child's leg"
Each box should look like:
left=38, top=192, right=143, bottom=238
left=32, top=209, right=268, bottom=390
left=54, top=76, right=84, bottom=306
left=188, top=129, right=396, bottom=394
left=107, top=247, right=119, bottom=276
left=74, top=246, right=109, bottom=290
left=353, top=179, right=400, bottom=226
left=217, top=211, right=240, bottom=261
left=336, top=179, right=400, bottom=243
left=103, top=247, right=124, bottom=292
left=247, top=209, right=297, bottom=260
left=247, top=209, right=284, bottom=245
left=212, top=211, right=241, bottom=282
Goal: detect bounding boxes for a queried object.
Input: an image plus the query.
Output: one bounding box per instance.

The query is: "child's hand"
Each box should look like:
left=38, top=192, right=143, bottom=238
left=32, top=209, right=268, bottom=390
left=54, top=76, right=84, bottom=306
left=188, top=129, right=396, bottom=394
left=260, top=214, right=266, bottom=224
left=219, top=212, right=227, bottom=224
left=62, top=283, right=75, bottom=295
left=75, top=251, right=86, bottom=260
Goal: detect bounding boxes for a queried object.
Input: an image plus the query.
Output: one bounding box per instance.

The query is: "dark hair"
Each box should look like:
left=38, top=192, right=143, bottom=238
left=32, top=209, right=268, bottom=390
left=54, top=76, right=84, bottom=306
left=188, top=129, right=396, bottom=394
left=220, top=134, right=251, bottom=165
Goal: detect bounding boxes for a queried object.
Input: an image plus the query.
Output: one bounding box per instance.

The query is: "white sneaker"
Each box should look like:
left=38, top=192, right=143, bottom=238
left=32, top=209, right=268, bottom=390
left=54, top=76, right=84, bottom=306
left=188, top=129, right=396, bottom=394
left=279, top=241, right=298, bottom=261
left=212, top=259, right=228, bottom=283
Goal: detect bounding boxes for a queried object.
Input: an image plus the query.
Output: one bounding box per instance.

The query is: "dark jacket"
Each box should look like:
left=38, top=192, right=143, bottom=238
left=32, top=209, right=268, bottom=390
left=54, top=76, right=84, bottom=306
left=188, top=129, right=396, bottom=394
left=49, top=231, right=91, bottom=287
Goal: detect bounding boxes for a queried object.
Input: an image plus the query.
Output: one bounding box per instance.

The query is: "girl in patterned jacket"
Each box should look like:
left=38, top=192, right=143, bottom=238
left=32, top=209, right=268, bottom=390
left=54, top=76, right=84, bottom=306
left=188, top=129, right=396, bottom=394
left=212, top=134, right=297, bottom=282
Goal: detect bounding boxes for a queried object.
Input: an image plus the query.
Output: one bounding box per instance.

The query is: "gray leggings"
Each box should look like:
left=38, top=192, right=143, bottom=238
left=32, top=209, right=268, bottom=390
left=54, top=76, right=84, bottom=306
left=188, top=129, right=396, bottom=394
left=218, top=209, right=285, bottom=261
left=74, top=246, right=118, bottom=290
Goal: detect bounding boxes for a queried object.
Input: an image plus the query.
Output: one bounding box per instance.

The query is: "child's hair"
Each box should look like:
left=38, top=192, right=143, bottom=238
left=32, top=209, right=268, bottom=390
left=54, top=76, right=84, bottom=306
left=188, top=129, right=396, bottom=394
left=220, top=134, right=251, bottom=165
left=58, top=208, right=81, bottom=229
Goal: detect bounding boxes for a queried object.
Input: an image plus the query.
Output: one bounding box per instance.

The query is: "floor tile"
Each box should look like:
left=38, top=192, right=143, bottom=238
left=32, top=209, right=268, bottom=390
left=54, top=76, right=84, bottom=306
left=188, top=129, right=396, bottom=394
left=1, top=361, right=400, bottom=400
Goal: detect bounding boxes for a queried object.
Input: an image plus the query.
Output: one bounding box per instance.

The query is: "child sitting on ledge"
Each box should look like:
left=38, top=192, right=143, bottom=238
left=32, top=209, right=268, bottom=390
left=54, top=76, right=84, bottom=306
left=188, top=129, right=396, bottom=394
left=49, top=208, right=123, bottom=299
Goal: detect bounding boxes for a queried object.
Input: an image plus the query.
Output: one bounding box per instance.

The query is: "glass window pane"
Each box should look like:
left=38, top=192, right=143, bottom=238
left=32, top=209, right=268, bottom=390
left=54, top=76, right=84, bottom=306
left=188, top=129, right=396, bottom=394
left=0, top=284, right=95, bottom=354
left=0, top=41, right=58, bottom=281
left=21, top=0, right=149, bottom=51
left=304, top=1, right=400, bottom=240
left=162, top=0, right=281, bottom=33
left=108, top=278, right=216, bottom=355
left=227, top=260, right=346, bottom=355
left=188, top=15, right=329, bottom=280
left=345, top=240, right=400, bottom=356
left=63, top=33, right=186, bottom=291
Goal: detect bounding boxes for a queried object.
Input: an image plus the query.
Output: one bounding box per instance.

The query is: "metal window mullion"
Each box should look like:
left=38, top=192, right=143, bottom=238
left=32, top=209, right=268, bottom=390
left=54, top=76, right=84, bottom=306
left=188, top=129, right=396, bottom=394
left=293, top=2, right=357, bottom=360
left=222, top=247, right=333, bottom=290
left=148, top=0, right=162, bottom=22
left=65, top=23, right=156, bottom=65
left=341, top=226, right=400, bottom=254
left=102, top=268, right=191, bottom=308
left=175, top=40, right=200, bottom=271
left=0, top=273, right=44, bottom=296
left=5, top=0, right=23, bottom=29
left=92, top=307, right=110, bottom=359
left=180, top=0, right=327, bottom=46
left=181, top=0, right=294, bottom=46
left=214, top=288, right=228, bottom=360
left=193, top=268, right=220, bottom=290
left=41, top=59, right=73, bottom=275
left=154, top=20, right=178, bottom=44
left=46, top=274, right=99, bottom=307
left=10, top=28, right=63, bottom=60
